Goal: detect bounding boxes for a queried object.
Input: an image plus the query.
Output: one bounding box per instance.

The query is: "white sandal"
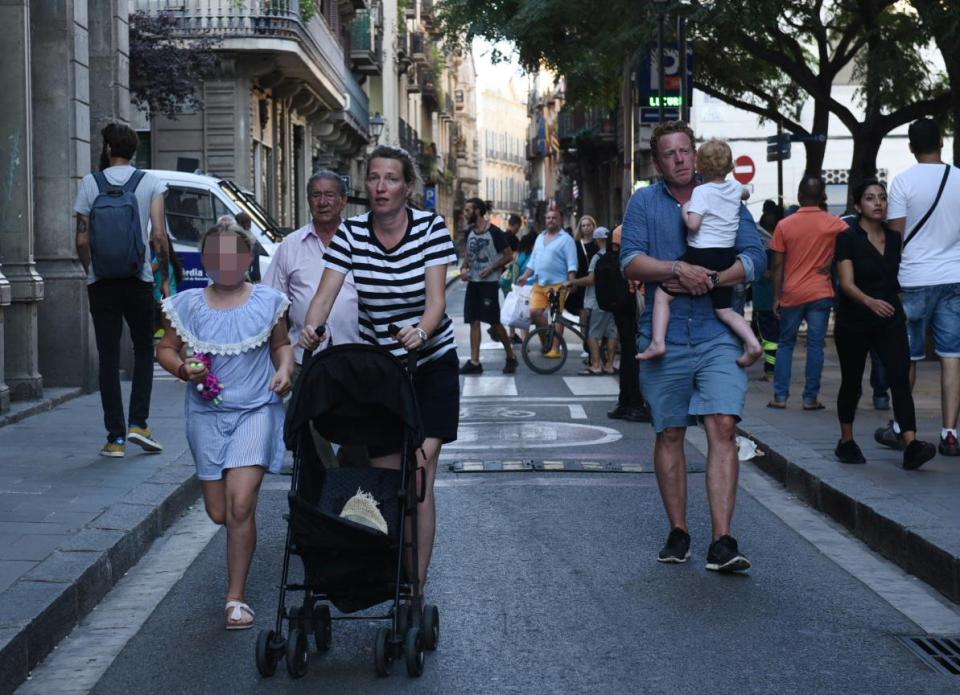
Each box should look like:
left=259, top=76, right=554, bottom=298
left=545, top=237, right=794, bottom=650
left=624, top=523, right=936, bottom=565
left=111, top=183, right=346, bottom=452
left=225, top=600, right=255, bottom=630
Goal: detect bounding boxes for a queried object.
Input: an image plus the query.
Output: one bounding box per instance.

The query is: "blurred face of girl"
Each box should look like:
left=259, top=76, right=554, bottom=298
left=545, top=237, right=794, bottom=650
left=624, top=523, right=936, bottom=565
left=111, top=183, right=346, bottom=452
left=856, top=185, right=887, bottom=224
left=580, top=218, right=595, bottom=239
left=202, top=233, right=251, bottom=287
left=366, top=158, right=412, bottom=215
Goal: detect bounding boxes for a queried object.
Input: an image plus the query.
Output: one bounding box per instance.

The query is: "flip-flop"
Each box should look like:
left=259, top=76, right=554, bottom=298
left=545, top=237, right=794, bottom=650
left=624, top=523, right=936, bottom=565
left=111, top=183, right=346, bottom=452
left=766, top=400, right=787, bottom=409
left=803, top=402, right=826, bottom=410
left=578, top=368, right=603, bottom=376
left=603, top=367, right=620, bottom=375
left=225, top=600, right=255, bottom=630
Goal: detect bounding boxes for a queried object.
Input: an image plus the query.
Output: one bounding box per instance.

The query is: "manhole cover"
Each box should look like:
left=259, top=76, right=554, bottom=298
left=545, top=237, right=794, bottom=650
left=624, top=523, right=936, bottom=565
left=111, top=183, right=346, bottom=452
left=899, top=636, right=960, bottom=675
left=444, top=421, right=621, bottom=450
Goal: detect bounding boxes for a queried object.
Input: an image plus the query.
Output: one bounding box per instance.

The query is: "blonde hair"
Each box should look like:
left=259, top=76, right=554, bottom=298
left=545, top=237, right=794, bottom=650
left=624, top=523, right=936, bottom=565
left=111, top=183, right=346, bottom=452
left=200, top=223, right=254, bottom=254
left=575, top=215, right=597, bottom=241
left=697, top=139, right=734, bottom=181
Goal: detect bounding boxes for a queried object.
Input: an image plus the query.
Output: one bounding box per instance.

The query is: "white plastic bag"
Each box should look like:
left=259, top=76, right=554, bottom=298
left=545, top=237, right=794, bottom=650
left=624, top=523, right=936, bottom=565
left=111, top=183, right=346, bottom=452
left=501, top=284, right=533, bottom=329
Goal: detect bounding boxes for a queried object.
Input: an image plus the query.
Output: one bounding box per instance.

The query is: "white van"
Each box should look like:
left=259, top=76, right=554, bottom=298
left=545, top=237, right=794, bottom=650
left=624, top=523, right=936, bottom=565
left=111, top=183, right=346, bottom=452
left=148, top=170, right=286, bottom=290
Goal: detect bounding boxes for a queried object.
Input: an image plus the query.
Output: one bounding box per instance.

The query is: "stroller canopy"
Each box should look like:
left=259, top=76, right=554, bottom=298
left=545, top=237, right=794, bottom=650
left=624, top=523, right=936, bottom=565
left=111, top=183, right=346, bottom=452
left=285, top=344, right=424, bottom=451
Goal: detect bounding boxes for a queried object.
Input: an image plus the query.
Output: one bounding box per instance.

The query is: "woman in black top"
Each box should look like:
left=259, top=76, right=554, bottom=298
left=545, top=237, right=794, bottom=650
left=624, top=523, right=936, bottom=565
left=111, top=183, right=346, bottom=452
left=833, top=179, right=935, bottom=470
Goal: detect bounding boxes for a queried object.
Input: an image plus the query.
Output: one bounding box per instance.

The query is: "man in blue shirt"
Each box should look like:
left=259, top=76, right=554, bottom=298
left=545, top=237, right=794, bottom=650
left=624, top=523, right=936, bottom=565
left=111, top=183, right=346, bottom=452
left=518, top=207, right=578, bottom=357
left=621, top=122, right=766, bottom=572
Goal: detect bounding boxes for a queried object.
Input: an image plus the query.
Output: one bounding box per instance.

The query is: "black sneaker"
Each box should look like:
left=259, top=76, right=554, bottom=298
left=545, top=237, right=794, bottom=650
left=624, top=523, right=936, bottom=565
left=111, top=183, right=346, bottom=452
left=503, top=357, right=518, bottom=374
left=622, top=407, right=652, bottom=423
left=874, top=420, right=905, bottom=451
left=834, top=439, right=866, bottom=464
left=872, top=393, right=890, bottom=411
left=459, top=360, right=483, bottom=375
left=705, top=535, right=751, bottom=573
left=903, top=440, right=937, bottom=470
left=607, top=405, right=628, bottom=420
left=657, top=528, right=691, bottom=564
left=939, top=431, right=960, bottom=457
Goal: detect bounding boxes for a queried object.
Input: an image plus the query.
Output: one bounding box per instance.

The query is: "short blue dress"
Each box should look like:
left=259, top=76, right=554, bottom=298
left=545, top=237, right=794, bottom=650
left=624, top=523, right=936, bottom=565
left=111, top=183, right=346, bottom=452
left=162, top=285, right=290, bottom=481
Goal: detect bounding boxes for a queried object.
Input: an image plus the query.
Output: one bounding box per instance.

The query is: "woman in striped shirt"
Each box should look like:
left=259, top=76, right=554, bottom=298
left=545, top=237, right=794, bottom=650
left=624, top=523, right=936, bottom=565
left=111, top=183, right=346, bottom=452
left=300, top=145, right=459, bottom=596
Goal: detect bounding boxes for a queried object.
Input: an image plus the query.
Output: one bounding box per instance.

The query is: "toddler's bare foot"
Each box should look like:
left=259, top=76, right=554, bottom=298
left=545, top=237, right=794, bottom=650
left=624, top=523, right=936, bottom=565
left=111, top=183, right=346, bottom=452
left=637, top=342, right=666, bottom=361
left=736, top=344, right=764, bottom=368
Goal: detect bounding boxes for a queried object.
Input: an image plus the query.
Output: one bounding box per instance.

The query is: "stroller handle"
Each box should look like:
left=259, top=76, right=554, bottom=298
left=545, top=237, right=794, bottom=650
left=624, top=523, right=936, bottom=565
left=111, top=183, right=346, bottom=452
left=300, top=324, right=326, bottom=372
left=387, top=323, right=419, bottom=375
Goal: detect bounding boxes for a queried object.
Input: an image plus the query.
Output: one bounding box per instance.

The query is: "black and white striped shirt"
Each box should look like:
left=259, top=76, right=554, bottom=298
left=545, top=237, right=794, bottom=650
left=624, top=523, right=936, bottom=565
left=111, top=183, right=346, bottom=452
left=324, top=208, right=458, bottom=365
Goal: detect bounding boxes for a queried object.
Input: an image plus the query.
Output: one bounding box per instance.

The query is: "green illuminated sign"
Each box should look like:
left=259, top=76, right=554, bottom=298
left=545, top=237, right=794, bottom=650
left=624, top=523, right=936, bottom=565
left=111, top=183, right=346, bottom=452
left=647, top=95, right=684, bottom=107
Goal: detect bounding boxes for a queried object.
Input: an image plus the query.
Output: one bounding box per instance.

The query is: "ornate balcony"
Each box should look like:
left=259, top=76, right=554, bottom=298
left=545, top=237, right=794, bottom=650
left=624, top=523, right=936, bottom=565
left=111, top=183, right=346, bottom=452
left=349, top=9, right=382, bottom=75
left=132, top=0, right=362, bottom=121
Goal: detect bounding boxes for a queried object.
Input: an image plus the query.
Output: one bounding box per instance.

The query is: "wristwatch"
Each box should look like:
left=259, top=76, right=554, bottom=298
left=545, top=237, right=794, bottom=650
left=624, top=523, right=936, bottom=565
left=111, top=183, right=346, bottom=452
left=414, top=327, right=429, bottom=343
left=709, top=272, right=721, bottom=289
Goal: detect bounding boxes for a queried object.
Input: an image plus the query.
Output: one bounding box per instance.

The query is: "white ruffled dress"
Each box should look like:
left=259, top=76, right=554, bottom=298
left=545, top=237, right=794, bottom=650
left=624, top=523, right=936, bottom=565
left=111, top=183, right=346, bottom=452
left=162, top=285, right=290, bottom=481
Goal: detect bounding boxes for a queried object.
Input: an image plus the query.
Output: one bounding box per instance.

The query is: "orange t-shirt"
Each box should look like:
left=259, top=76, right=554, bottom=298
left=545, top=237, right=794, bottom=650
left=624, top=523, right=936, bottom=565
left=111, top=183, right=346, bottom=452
left=770, top=207, right=848, bottom=307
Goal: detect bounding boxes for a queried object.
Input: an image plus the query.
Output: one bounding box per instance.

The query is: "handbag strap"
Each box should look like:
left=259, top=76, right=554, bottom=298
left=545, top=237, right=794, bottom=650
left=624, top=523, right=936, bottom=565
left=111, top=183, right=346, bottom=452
left=903, top=163, right=950, bottom=249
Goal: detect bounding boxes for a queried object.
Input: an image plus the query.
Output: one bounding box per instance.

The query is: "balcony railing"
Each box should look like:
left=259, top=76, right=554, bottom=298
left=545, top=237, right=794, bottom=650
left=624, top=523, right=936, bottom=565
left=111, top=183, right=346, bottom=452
left=420, top=66, right=438, bottom=107
left=410, top=31, right=426, bottom=61
left=399, top=118, right=420, bottom=157
left=349, top=9, right=382, bottom=74
left=342, top=62, right=370, bottom=135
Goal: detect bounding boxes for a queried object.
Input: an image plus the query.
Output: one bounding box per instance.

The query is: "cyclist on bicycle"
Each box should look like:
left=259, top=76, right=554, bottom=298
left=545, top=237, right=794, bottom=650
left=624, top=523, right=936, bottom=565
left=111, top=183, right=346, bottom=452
left=517, top=207, right=578, bottom=358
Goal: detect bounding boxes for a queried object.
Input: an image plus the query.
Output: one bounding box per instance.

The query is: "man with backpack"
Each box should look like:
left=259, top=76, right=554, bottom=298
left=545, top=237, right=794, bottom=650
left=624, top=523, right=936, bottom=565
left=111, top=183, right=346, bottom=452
left=596, top=226, right=649, bottom=422
left=74, top=123, right=171, bottom=457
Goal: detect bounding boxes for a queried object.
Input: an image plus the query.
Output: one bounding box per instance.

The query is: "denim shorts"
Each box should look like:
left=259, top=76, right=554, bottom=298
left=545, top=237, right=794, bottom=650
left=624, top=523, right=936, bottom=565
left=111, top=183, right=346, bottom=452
left=637, top=331, right=748, bottom=432
left=901, top=283, right=960, bottom=360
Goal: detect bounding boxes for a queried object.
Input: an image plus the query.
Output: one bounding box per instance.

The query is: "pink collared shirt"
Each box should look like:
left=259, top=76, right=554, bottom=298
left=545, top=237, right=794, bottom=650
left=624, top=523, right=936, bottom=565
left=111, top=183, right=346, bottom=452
left=264, top=222, right=360, bottom=363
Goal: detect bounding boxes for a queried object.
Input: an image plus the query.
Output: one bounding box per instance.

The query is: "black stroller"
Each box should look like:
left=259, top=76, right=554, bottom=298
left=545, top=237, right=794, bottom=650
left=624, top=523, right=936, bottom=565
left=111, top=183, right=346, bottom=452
left=255, top=343, right=440, bottom=680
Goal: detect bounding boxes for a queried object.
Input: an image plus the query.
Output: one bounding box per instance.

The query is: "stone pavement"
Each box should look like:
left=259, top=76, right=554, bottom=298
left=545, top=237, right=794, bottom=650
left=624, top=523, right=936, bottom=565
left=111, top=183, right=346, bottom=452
left=0, top=375, right=198, bottom=692
left=739, top=342, right=960, bottom=605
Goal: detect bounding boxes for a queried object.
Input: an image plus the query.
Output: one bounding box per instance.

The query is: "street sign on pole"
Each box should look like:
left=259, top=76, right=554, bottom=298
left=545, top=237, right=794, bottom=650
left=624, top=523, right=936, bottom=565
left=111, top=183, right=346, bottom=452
left=790, top=133, right=828, bottom=143
left=424, top=185, right=437, bottom=210
left=733, top=155, right=755, bottom=185
left=766, top=134, right=791, bottom=162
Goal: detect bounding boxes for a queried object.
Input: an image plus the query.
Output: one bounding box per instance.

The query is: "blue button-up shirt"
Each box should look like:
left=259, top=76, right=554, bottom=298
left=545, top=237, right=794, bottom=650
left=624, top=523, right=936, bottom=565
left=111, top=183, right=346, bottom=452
left=527, top=230, right=578, bottom=286
left=620, top=181, right=766, bottom=344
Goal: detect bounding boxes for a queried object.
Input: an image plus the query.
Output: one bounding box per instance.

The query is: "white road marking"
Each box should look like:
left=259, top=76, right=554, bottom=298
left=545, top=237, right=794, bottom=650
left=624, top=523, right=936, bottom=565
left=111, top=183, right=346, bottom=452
left=567, top=404, right=588, bottom=419
left=16, top=506, right=220, bottom=694
left=683, top=427, right=960, bottom=635
left=461, top=376, right=518, bottom=398
left=561, top=376, right=620, bottom=396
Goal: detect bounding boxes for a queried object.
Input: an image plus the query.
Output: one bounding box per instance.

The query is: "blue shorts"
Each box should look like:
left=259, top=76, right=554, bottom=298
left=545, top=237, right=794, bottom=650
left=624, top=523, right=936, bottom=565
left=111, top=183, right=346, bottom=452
left=901, top=283, right=960, bottom=360
left=637, top=331, right=748, bottom=433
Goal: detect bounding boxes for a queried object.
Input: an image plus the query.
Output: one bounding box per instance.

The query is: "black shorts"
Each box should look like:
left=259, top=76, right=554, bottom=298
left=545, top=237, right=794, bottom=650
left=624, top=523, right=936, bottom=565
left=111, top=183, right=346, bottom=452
left=369, top=350, right=460, bottom=457
left=464, top=282, right=502, bottom=324
left=665, top=246, right=737, bottom=310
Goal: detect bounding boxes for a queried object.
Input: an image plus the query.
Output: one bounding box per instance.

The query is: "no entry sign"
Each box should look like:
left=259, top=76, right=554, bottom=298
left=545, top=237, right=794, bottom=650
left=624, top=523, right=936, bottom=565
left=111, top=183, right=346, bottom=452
left=733, top=155, right=756, bottom=184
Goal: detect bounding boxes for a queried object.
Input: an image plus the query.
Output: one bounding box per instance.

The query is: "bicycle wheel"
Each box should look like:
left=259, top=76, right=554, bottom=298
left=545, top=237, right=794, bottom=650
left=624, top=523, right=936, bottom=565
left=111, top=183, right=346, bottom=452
left=521, top=326, right=568, bottom=374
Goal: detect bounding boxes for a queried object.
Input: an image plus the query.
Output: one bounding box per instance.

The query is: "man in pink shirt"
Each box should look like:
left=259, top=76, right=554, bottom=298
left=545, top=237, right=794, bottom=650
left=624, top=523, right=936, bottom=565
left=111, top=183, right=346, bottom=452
left=769, top=177, right=848, bottom=409
left=264, top=171, right=360, bottom=365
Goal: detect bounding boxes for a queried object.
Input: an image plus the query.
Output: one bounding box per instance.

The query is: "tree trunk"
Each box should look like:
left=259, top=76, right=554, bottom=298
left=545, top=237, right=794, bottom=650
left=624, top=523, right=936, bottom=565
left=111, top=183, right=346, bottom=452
left=846, top=128, right=883, bottom=214
left=803, top=102, right=830, bottom=176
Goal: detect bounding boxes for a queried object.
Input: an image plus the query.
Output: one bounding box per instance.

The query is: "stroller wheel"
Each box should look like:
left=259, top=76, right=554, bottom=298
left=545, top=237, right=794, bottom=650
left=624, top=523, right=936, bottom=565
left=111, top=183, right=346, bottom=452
left=255, top=629, right=280, bottom=678
left=285, top=628, right=309, bottom=678
left=404, top=626, right=425, bottom=678
left=374, top=627, right=392, bottom=677
left=421, top=604, right=440, bottom=651
left=313, top=604, right=332, bottom=652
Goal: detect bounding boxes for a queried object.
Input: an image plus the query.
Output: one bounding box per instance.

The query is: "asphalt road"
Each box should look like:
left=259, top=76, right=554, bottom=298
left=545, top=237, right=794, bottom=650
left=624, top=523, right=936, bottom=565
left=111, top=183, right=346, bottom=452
left=41, top=283, right=960, bottom=694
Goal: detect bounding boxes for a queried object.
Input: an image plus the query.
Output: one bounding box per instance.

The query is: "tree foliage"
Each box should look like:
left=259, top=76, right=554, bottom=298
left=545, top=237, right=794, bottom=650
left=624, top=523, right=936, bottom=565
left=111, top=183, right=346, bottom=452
left=129, top=11, right=222, bottom=120
left=439, top=0, right=952, bottom=206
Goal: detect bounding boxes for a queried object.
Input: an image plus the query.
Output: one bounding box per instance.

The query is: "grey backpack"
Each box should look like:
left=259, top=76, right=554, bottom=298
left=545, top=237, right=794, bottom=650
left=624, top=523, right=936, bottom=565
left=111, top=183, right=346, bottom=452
left=89, top=170, right=146, bottom=279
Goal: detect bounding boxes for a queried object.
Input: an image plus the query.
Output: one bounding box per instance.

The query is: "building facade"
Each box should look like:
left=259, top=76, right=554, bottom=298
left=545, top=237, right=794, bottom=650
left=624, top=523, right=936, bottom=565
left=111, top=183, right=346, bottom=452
left=0, top=0, right=480, bottom=414
left=478, top=74, right=527, bottom=227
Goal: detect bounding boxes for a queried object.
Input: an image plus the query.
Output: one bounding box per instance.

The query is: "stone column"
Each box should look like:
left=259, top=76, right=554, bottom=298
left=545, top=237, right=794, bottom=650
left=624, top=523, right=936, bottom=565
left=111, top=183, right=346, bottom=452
left=0, top=0, right=44, bottom=402
left=0, top=268, right=10, bottom=412
left=32, top=0, right=99, bottom=390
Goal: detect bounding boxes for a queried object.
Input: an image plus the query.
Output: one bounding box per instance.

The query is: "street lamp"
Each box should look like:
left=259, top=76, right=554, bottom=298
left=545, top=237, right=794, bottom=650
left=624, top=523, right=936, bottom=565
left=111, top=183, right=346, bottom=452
left=369, top=112, right=385, bottom=144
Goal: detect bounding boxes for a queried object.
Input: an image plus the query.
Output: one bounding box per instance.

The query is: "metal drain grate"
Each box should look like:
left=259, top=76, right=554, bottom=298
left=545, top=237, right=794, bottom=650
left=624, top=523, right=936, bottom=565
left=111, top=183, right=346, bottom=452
left=899, top=636, right=960, bottom=675
left=447, top=460, right=647, bottom=473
